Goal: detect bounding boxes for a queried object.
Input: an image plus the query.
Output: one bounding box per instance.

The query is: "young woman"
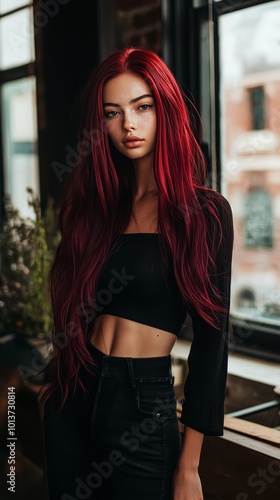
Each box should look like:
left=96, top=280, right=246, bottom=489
left=40, top=47, right=233, bottom=500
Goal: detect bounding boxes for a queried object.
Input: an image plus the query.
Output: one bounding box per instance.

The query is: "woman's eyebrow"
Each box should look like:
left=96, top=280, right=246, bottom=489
left=103, top=93, right=153, bottom=107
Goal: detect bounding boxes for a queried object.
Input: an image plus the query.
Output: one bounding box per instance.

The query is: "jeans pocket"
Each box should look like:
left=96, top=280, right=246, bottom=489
left=135, top=377, right=177, bottom=419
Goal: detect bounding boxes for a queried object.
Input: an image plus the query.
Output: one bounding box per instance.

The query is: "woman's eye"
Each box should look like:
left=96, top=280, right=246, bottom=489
left=139, top=104, right=152, bottom=111
left=105, top=111, right=118, bottom=118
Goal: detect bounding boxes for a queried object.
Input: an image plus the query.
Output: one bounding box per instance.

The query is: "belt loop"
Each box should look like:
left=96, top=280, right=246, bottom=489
left=127, top=358, right=136, bottom=389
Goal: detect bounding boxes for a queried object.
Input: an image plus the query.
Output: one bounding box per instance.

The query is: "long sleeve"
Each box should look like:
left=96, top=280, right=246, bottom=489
left=179, top=193, right=234, bottom=436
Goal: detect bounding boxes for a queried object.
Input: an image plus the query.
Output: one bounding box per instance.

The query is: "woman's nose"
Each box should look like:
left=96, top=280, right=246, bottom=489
left=122, top=112, right=135, bottom=132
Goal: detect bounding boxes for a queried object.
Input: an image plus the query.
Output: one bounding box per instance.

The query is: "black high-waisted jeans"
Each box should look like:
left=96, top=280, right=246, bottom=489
left=42, top=342, right=182, bottom=500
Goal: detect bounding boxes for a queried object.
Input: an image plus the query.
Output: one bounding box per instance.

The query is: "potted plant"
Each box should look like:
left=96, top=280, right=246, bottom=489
left=0, top=187, right=60, bottom=383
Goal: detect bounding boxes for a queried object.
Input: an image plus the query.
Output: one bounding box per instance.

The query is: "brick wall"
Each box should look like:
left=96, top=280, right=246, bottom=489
left=116, top=0, right=161, bottom=54
left=224, top=74, right=280, bottom=311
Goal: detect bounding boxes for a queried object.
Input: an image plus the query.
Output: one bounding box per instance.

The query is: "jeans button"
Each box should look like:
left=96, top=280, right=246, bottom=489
left=156, top=412, right=161, bottom=417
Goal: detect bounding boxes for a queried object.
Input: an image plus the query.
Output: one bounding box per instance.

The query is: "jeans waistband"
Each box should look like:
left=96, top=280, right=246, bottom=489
left=86, top=341, right=173, bottom=388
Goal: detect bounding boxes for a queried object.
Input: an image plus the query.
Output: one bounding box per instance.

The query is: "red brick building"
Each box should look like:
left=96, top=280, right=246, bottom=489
left=223, top=69, right=280, bottom=318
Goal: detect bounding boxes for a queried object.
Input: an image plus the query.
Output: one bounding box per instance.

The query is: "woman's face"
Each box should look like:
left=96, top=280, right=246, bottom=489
left=102, top=73, right=157, bottom=164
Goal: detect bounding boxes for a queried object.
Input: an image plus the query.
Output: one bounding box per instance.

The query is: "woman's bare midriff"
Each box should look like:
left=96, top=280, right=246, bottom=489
left=89, top=314, right=177, bottom=358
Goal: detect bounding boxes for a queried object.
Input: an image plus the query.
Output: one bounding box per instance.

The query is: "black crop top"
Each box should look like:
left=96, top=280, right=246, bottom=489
left=92, top=193, right=234, bottom=436
left=94, top=233, right=187, bottom=336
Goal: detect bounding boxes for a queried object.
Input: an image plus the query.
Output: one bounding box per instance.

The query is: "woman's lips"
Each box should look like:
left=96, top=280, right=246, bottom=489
left=123, top=136, right=144, bottom=148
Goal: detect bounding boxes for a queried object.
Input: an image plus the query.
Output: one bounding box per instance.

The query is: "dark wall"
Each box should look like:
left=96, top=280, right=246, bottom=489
left=115, top=0, right=161, bottom=53
left=1, top=1, right=198, bottom=215
left=35, top=0, right=99, bottom=210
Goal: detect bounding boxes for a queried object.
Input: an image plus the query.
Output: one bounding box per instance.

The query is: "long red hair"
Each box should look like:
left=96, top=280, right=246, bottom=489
left=40, top=47, right=231, bottom=413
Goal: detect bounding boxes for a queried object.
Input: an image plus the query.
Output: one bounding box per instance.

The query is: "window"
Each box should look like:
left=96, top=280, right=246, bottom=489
left=0, top=0, right=31, bottom=15
left=237, top=289, right=256, bottom=309
left=245, top=189, right=273, bottom=248
left=0, top=3, right=34, bottom=70
left=185, top=0, right=280, bottom=359
left=218, top=0, right=280, bottom=329
left=0, top=0, right=39, bottom=218
left=1, top=77, right=38, bottom=217
left=248, top=86, right=265, bottom=130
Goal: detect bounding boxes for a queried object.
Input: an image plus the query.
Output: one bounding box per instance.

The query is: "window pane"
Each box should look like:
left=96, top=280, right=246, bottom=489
left=219, top=1, right=280, bottom=323
left=1, top=77, right=40, bottom=218
left=0, top=0, right=31, bottom=15
left=0, top=7, right=35, bottom=70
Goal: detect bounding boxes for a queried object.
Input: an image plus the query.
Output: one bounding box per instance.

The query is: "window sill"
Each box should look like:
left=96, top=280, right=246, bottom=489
left=172, top=338, right=280, bottom=387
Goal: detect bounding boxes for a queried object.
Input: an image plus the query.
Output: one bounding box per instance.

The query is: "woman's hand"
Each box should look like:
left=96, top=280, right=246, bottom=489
left=172, top=465, right=204, bottom=500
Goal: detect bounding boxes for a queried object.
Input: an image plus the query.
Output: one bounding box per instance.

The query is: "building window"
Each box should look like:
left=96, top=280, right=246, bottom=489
left=249, top=86, right=265, bottom=130
left=237, top=289, right=256, bottom=309
left=245, top=189, right=273, bottom=248
left=0, top=0, right=38, bottom=218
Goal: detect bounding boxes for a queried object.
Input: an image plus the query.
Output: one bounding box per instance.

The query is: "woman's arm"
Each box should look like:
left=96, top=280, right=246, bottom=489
left=172, top=192, right=234, bottom=498
left=179, top=192, right=234, bottom=437
left=172, top=426, right=205, bottom=499
left=178, top=426, right=204, bottom=470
